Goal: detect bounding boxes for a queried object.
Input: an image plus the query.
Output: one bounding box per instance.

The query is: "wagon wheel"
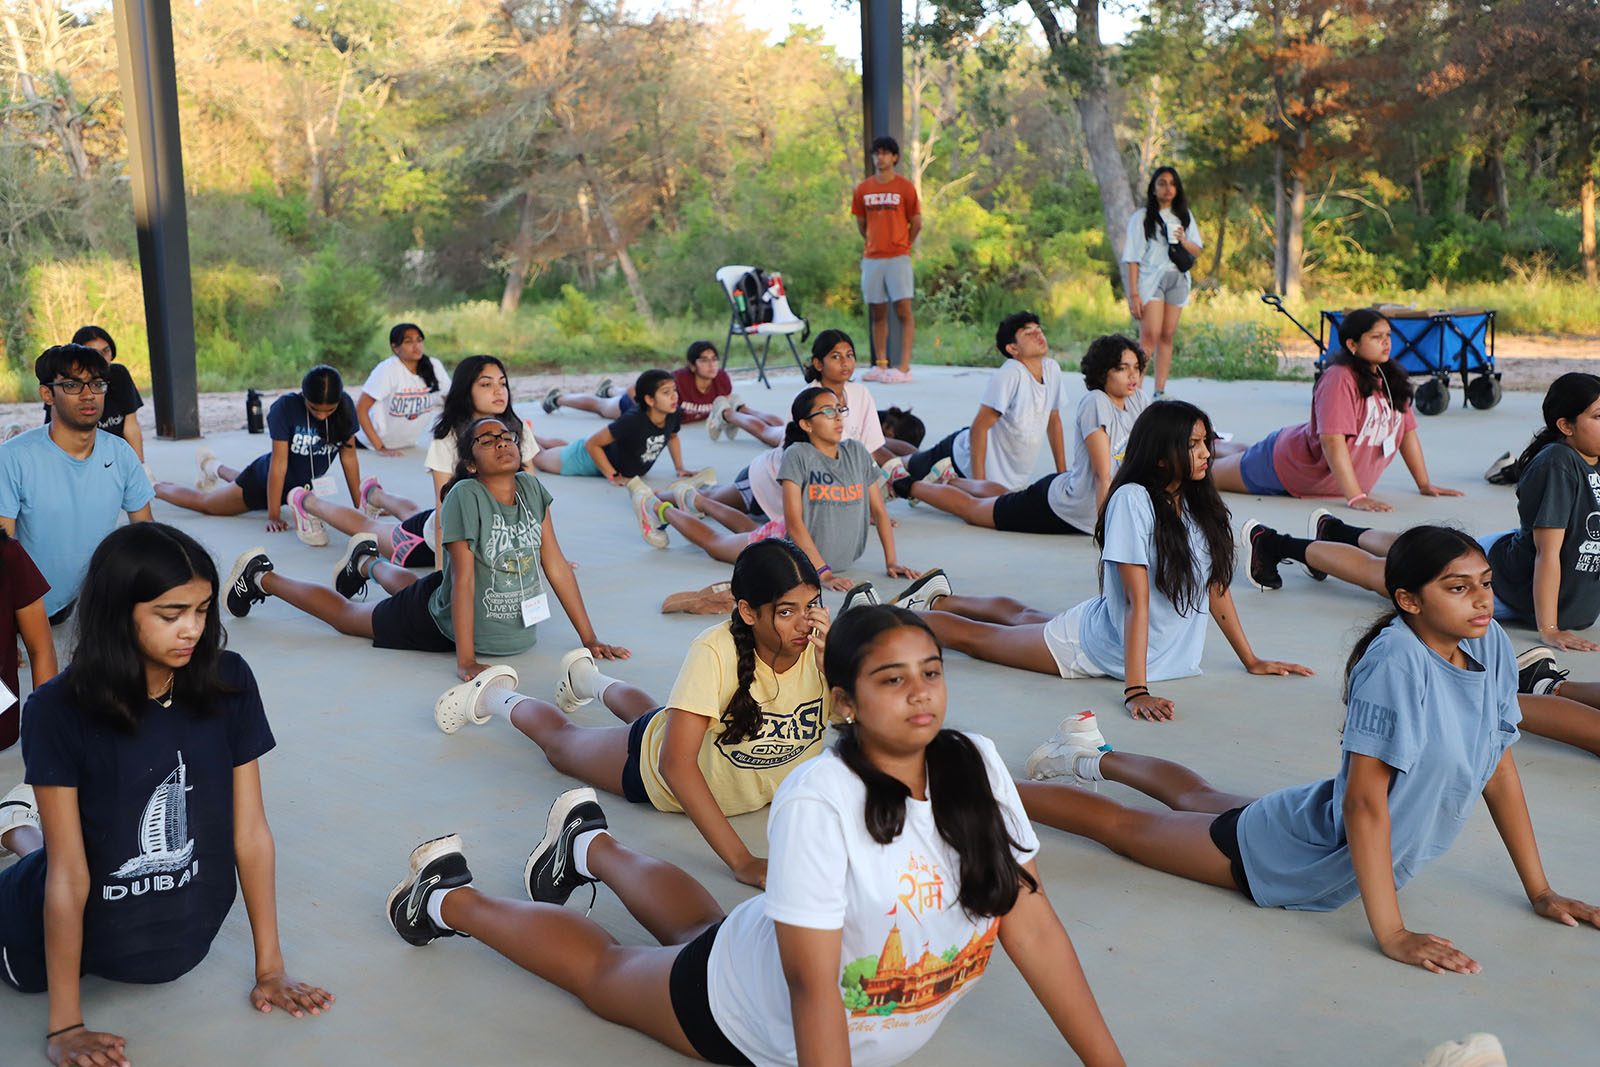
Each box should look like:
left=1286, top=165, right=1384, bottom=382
left=1466, top=375, right=1502, bottom=411
left=1415, top=377, right=1450, bottom=416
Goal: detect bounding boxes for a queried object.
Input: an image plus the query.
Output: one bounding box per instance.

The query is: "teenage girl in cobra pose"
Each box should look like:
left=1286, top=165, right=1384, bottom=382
left=388, top=603, right=1123, bottom=1067
left=1018, top=525, right=1600, bottom=976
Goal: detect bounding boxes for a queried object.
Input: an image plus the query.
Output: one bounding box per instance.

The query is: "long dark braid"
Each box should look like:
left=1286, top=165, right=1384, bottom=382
left=719, top=538, right=820, bottom=745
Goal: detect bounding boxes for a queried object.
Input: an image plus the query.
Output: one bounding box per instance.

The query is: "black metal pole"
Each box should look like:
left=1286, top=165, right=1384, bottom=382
left=112, top=0, right=200, bottom=439
left=860, top=0, right=905, bottom=368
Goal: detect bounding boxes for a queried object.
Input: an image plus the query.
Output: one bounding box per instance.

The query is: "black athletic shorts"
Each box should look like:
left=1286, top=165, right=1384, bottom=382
left=370, top=571, right=455, bottom=653
left=668, top=920, right=753, bottom=1066
left=1208, top=805, right=1257, bottom=904
left=231, top=454, right=277, bottom=512
left=905, top=429, right=964, bottom=482
left=991, top=474, right=1089, bottom=536
left=621, top=709, right=661, bottom=804
left=389, top=509, right=436, bottom=569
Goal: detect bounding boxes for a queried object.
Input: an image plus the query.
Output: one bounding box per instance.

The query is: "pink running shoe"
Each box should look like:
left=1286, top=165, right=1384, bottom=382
left=360, top=476, right=384, bottom=518
left=286, top=487, right=330, bottom=547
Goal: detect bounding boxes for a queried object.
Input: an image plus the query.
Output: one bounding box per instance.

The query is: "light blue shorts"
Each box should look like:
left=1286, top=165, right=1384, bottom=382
left=861, top=255, right=914, bottom=304
left=559, top=439, right=602, bottom=477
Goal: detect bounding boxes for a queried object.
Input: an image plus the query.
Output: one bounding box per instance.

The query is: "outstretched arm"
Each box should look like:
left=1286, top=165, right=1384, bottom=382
left=1117, top=562, right=1171, bottom=720
left=233, top=760, right=334, bottom=1019
left=1397, top=428, right=1461, bottom=497
left=1046, top=409, right=1066, bottom=474
left=775, top=923, right=851, bottom=1067
left=1208, top=584, right=1313, bottom=677
left=867, top=482, right=916, bottom=579
left=658, top=709, right=766, bottom=887
left=1482, top=747, right=1600, bottom=930
left=1000, top=860, right=1124, bottom=1066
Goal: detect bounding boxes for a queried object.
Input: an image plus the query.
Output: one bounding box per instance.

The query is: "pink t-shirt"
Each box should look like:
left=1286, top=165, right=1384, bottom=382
left=673, top=368, right=732, bottom=423
left=1271, top=364, right=1417, bottom=498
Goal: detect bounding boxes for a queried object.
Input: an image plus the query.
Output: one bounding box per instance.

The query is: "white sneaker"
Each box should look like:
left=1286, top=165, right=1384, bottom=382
left=360, top=477, right=384, bottom=518
left=1025, top=711, right=1113, bottom=784
left=840, top=583, right=881, bottom=614
left=670, top=469, right=718, bottom=492
left=891, top=569, right=951, bottom=612
left=923, top=457, right=957, bottom=485
left=286, top=487, right=330, bottom=547
left=1420, top=1033, right=1507, bottom=1067
left=672, top=482, right=705, bottom=517
left=434, top=665, right=519, bottom=735
left=555, top=648, right=598, bottom=715
left=707, top=395, right=731, bottom=441
left=195, top=446, right=220, bottom=490
left=0, top=783, right=39, bottom=858
left=631, top=489, right=669, bottom=548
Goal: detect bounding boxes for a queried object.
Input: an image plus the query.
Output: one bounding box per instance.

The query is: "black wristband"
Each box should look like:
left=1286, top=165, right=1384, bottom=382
left=46, top=1023, right=84, bottom=1040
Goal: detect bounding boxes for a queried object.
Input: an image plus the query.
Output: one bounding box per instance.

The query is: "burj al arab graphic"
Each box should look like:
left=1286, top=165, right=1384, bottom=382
left=114, top=752, right=196, bottom=879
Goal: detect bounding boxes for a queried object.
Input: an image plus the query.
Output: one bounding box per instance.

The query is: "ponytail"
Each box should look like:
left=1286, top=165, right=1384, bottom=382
left=784, top=386, right=834, bottom=449
left=390, top=323, right=440, bottom=393
left=1342, top=611, right=1397, bottom=705
left=1518, top=372, right=1600, bottom=473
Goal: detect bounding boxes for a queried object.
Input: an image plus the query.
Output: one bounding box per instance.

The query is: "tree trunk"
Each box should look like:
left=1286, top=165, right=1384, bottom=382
left=577, top=185, right=596, bottom=289
left=304, top=116, right=323, bottom=223
left=1210, top=185, right=1230, bottom=277
left=1050, top=1, right=1136, bottom=275
left=1285, top=165, right=1306, bottom=302
left=1581, top=154, right=1597, bottom=285
left=4, top=15, right=90, bottom=180
left=1409, top=134, right=1428, bottom=216
left=1489, top=132, right=1510, bottom=229
left=1273, top=141, right=1288, bottom=294
left=577, top=153, right=655, bottom=326
left=1447, top=144, right=1474, bottom=216
left=500, top=189, right=538, bottom=316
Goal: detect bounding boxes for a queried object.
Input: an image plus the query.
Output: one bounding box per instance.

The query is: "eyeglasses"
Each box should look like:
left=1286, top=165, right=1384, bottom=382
left=809, top=405, right=848, bottom=420
left=472, top=429, right=517, bottom=447
left=49, top=379, right=110, bottom=395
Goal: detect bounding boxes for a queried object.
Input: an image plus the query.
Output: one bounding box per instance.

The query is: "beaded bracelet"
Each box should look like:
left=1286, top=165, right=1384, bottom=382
left=46, top=1023, right=84, bottom=1040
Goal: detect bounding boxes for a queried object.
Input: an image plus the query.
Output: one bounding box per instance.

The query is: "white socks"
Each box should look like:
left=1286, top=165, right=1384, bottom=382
left=427, top=885, right=461, bottom=931
left=567, top=658, right=619, bottom=705
left=572, top=829, right=608, bottom=879
left=1074, top=751, right=1107, bottom=782
left=479, top=685, right=526, bottom=721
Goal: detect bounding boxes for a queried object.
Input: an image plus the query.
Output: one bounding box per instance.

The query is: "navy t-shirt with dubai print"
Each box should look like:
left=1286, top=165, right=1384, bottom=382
left=22, top=652, right=275, bottom=983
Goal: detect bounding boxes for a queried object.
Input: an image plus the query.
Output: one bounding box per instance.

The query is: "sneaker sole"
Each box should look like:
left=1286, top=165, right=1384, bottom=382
left=224, top=548, right=268, bottom=617
left=332, top=533, right=380, bottom=591
left=1239, top=520, right=1281, bottom=592
left=1515, top=647, right=1556, bottom=671
left=383, top=833, right=464, bottom=937
left=1303, top=508, right=1333, bottom=580
left=523, top=787, right=600, bottom=902
left=891, top=568, right=950, bottom=610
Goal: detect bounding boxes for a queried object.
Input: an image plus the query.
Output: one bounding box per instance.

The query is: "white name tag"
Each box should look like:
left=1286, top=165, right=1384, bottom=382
left=1381, top=433, right=1397, bottom=458
left=521, top=593, right=550, bottom=627
left=0, top=675, right=14, bottom=714
left=312, top=469, right=340, bottom=499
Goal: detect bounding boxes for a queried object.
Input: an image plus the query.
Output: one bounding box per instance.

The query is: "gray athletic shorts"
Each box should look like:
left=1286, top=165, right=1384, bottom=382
left=861, top=255, right=914, bottom=304
left=1138, top=265, right=1191, bottom=307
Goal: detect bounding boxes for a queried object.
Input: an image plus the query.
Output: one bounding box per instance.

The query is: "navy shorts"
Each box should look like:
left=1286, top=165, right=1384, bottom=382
left=992, top=474, right=1089, bottom=536
left=1208, top=806, right=1257, bottom=904
left=0, top=849, right=47, bottom=992
left=621, top=709, right=661, bottom=804
left=370, top=571, right=455, bottom=653
left=1238, top=430, right=1288, bottom=496
left=905, top=430, right=965, bottom=482
left=669, top=920, right=753, bottom=1066
left=618, top=392, right=637, bottom=416
left=231, top=454, right=276, bottom=512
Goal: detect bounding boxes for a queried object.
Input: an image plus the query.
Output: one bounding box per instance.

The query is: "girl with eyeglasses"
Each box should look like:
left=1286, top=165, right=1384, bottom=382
left=220, top=416, right=625, bottom=682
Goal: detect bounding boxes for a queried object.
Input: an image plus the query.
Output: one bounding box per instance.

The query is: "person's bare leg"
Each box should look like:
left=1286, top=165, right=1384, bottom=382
left=366, top=486, right=422, bottom=518
left=1545, top=680, right=1600, bottom=709
left=301, top=495, right=396, bottom=555
left=686, top=492, right=758, bottom=534
left=1014, top=779, right=1238, bottom=889
left=1211, top=441, right=1247, bottom=458
left=1208, top=452, right=1251, bottom=494
left=700, top=483, right=752, bottom=514
left=919, top=612, right=1061, bottom=675
left=258, top=571, right=377, bottom=638
left=1304, top=542, right=1388, bottom=596
left=532, top=450, right=564, bottom=475
left=893, top=298, right=915, bottom=372
left=724, top=408, right=783, bottom=447
left=507, top=699, right=631, bottom=795
left=934, top=594, right=1054, bottom=625
left=1096, top=751, right=1256, bottom=812
left=369, top=559, right=420, bottom=597
left=1139, top=298, right=1169, bottom=392
left=659, top=507, right=749, bottom=564
left=439, top=863, right=712, bottom=1059
left=1, top=824, right=43, bottom=856
left=1517, top=693, right=1600, bottom=757
left=1158, top=302, right=1184, bottom=390
left=152, top=482, right=251, bottom=516
left=869, top=302, right=889, bottom=371
left=907, top=483, right=998, bottom=528
left=875, top=439, right=916, bottom=462
left=1354, top=529, right=1398, bottom=555
left=559, top=394, right=624, bottom=419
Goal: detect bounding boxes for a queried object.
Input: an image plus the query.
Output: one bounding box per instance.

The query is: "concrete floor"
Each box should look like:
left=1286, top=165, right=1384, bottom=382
left=2, top=366, right=1595, bottom=1065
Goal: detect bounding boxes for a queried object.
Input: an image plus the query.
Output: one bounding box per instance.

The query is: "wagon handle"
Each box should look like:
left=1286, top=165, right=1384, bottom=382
left=1260, top=292, right=1322, bottom=347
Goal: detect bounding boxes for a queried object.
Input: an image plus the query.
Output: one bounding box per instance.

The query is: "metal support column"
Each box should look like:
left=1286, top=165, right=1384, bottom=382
left=860, top=0, right=905, bottom=369
left=113, top=0, right=200, bottom=439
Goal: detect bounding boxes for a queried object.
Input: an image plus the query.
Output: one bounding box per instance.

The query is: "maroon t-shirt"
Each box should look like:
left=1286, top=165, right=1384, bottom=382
left=673, top=368, right=732, bottom=423
left=0, top=536, right=49, bottom=750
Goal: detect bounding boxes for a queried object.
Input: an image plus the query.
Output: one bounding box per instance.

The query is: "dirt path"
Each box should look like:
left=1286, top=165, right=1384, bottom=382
left=1279, top=333, right=1600, bottom=391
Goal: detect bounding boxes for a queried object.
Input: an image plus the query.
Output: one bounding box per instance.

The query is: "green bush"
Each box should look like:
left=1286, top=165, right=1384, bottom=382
left=302, top=246, right=381, bottom=368
left=1171, top=320, right=1287, bottom=380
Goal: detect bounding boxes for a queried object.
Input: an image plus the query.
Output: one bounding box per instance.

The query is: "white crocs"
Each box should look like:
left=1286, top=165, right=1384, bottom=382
left=434, top=665, right=519, bottom=734
left=0, top=783, right=40, bottom=857
left=555, top=648, right=598, bottom=715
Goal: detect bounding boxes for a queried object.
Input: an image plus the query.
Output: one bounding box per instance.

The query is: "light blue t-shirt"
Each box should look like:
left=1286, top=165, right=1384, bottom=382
left=1076, top=483, right=1211, bottom=681
left=1235, top=618, right=1521, bottom=911
left=0, top=427, right=153, bottom=615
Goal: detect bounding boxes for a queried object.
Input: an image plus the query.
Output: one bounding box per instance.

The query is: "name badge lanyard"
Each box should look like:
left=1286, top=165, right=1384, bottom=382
left=305, top=406, right=340, bottom=498
left=1375, top=372, right=1399, bottom=458
left=512, top=482, right=550, bottom=627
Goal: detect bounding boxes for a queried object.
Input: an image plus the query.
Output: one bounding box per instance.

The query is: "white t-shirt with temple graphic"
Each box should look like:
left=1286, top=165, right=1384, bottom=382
left=706, top=732, right=1038, bottom=1067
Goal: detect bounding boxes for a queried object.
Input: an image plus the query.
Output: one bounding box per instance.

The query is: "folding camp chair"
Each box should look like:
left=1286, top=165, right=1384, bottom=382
left=716, top=264, right=808, bottom=388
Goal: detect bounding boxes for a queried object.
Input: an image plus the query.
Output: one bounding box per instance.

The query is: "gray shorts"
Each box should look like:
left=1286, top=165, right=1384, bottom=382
left=861, top=255, right=914, bottom=304
left=1138, top=265, right=1191, bottom=308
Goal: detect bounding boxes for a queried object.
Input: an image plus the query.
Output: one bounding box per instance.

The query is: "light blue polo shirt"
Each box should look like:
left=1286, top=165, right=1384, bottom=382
left=0, top=426, right=153, bottom=615
left=1077, top=483, right=1212, bottom=681
left=1235, top=617, right=1521, bottom=911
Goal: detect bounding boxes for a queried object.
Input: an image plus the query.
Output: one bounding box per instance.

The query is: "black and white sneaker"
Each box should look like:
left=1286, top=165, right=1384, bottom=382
left=840, top=582, right=880, bottom=614
left=1484, top=450, right=1518, bottom=486
left=1302, top=508, right=1332, bottom=581
left=1241, top=520, right=1283, bottom=592
left=224, top=548, right=273, bottom=618
left=1516, top=647, right=1569, bottom=696
left=333, top=532, right=380, bottom=599
left=891, top=569, right=951, bottom=612
left=385, top=834, right=473, bottom=947
left=541, top=388, right=562, bottom=415
left=524, top=788, right=607, bottom=906
left=595, top=377, right=615, bottom=400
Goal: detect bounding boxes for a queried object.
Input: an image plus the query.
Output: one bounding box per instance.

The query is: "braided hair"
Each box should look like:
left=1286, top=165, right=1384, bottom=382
left=720, top=538, right=820, bottom=745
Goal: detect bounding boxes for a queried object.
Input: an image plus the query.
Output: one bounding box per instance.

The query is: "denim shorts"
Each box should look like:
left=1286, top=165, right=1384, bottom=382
left=1238, top=430, right=1288, bottom=496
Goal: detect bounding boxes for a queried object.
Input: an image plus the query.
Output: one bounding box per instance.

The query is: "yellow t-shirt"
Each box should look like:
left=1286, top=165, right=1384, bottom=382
left=637, top=622, right=835, bottom=815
